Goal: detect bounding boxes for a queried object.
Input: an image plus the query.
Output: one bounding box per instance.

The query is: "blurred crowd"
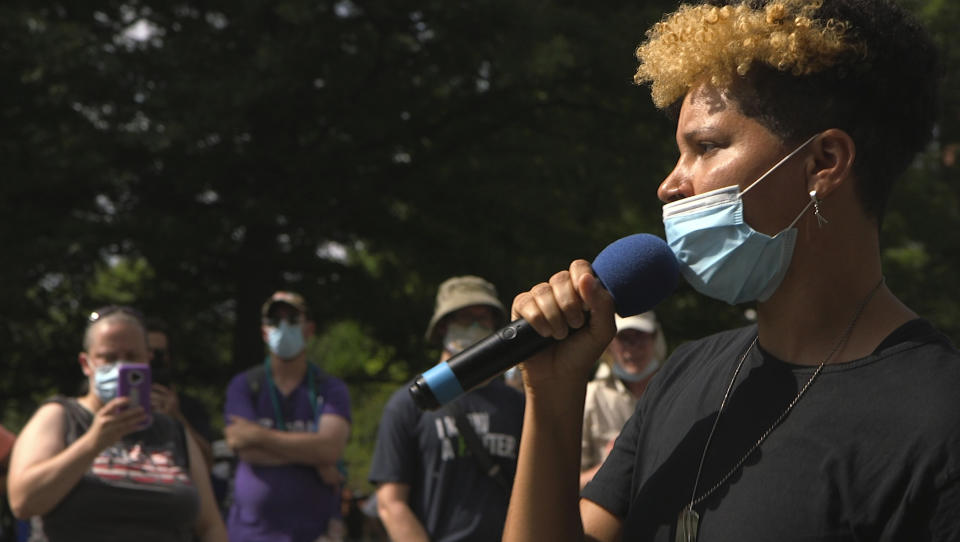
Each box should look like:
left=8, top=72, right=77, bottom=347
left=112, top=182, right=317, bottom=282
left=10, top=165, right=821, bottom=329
left=0, top=279, right=666, bottom=542
left=4, top=0, right=955, bottom=540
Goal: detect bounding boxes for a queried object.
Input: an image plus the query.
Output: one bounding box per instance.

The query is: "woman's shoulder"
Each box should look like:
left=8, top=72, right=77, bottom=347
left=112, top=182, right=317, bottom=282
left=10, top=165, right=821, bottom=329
left=12, top=399, right=73, bottom=460
left=668, top=325, right=758, bottom=366
left=381, top=384, right=420, bottom=420
left=643, top=325, right=757, bottom=398
left=316, top=372, right=350, bottom=398
left=31, top=396, right=90, bottom=427
left=27, top=398, right=70, bottom=425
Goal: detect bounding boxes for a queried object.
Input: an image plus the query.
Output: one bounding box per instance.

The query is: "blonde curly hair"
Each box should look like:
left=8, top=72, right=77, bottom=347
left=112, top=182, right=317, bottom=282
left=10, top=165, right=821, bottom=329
left=635, top=0, right=865, bottom=108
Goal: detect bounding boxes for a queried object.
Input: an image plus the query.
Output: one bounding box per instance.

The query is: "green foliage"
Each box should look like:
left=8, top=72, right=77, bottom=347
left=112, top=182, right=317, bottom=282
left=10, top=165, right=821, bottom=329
left=2, top=0, right=679, bottom=410
left=339, top=381, right=398, bottom=496
left=311, top=320, right=408, bottom=382
left=2, top=0, right=960, bottom=493
left=883, top=242, right=930, bottom=274
left=87, top=257, right=156, bottom=304
left=882, top=145, right=960, bottom=340
left=309, top=320, right=411, bottom=494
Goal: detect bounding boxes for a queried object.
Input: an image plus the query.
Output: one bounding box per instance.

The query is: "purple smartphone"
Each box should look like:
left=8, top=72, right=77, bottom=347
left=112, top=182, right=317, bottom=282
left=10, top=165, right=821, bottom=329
left=117, top=362, right=153, bottom=428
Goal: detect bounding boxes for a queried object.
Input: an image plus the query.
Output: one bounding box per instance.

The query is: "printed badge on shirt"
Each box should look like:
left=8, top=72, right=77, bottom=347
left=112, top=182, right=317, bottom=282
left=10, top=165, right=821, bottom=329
left=434, top=411, right=517, bottom=462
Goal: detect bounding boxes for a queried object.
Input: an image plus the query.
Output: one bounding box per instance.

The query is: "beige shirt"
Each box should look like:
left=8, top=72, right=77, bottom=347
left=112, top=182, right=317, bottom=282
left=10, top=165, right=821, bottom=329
left=580, top=363, right=638, bottom=470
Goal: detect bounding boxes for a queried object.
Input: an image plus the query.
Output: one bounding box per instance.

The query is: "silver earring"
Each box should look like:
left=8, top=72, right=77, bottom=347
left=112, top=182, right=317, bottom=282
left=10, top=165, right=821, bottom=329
left=810, top=190, right=829, bottom=228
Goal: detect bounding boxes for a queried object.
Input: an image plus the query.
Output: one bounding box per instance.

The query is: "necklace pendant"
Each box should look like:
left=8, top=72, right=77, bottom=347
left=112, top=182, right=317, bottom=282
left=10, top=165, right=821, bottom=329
left=676, top=506, right=700, bottom=542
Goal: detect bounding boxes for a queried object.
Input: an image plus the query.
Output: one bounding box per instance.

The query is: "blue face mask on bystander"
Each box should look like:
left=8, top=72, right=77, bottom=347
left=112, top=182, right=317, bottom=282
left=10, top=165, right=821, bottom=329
left=267, top=321, right=306, bottom=360
left=612, top=359, right=661, bottom=383
left=93, top=362, right=120, bottom=402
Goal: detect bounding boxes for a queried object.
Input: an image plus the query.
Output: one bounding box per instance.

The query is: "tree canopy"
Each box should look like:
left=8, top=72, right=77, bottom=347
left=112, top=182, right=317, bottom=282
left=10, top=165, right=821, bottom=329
left=3, top=0, right=960, bottom=492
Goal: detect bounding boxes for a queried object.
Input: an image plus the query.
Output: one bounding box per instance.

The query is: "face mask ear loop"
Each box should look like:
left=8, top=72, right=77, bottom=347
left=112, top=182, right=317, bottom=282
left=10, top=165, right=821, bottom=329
left=740, top=133, right=821, bottom=198
left=771, top=177, right=817, bottom=237
left=786, top=197, right=816, bottom=230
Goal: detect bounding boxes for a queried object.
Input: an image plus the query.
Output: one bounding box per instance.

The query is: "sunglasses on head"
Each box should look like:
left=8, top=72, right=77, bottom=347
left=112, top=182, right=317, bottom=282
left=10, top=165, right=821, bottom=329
left=263, top=313, right=304, bottom=328
left=87, top=305, right=146, bottom=326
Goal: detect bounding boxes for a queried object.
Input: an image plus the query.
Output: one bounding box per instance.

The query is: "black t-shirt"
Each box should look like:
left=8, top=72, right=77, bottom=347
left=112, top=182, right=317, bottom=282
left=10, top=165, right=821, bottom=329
left=41, top=397, right=199, bottom=542
left=369, top=378, right=524, bottom=542
left=177, top=391, right=214, bottom=443
left=583, top=319, right=960, bottom=541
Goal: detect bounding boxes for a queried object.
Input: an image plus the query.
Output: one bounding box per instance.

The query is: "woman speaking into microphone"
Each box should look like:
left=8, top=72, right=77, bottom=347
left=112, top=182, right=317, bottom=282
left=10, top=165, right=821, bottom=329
left=502, top=1, right=960, bottom=541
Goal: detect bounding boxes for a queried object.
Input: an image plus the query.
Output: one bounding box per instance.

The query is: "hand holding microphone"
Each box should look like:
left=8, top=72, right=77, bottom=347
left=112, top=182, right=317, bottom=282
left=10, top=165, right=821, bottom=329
left=510, top=258, right=619, bottom=390
left=409, top=234, right=679, bottom=410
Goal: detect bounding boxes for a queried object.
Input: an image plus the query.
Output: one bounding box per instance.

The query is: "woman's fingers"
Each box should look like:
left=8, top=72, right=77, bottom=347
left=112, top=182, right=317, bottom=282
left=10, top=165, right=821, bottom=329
left=516, top=275, right=582, bottom=340
left=513, top=259, right=614, bottom=342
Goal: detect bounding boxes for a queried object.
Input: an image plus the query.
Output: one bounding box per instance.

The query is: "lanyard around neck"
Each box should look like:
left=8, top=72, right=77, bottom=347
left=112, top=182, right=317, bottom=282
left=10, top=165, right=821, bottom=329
left=262, top=356, right=319, bottom=431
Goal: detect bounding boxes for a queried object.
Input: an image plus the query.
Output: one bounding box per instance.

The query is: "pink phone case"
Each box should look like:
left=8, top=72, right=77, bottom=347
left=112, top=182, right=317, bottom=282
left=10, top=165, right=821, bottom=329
left=117, top=362, right=152, bottom=427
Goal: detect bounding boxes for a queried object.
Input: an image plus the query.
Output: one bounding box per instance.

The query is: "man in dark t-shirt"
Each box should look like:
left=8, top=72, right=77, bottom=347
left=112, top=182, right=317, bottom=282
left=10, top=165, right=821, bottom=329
left=146, top=321, right=216, bottom=469
left=369, top=276, right=525, bottom=542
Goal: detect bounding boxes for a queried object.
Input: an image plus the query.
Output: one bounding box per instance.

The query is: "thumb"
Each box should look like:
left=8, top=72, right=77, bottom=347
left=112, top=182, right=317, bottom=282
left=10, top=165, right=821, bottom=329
left=576, top=272, right=616, bottom=343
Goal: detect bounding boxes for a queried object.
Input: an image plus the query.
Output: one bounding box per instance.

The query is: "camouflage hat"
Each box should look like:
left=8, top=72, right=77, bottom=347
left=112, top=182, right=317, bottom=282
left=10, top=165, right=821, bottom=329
left=425, top=276, right=506, bottom=344
left=261, top=291, right=308, bottom=319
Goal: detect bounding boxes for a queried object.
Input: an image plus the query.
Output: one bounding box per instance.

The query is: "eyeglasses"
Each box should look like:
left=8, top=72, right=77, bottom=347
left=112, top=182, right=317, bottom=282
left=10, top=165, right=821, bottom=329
left=263, top=314, right=304, bottom=328
left=87, top=305, right=146, bottom=326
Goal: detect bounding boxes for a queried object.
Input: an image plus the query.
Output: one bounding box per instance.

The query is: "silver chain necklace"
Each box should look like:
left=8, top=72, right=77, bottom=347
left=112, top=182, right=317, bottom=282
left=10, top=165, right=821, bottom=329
left=676, top=277, right=885, bottom=542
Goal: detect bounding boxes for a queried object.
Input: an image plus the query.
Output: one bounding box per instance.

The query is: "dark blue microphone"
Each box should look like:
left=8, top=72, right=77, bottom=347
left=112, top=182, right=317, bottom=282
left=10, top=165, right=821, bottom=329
left=408, top=234, right=680, bottom=411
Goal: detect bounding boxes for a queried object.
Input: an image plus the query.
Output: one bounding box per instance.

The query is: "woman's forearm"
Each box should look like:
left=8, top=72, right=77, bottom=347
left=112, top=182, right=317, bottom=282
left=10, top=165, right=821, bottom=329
left=503, top=381, right=589, bottom=542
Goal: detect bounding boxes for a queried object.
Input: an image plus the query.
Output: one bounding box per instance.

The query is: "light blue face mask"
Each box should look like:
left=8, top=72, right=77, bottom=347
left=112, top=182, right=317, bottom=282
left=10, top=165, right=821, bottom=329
left=93, top=362, right=121, bottom=402
left=612, top=359, right=661, bottom=383
left=267, top=321, right=306, bottom=360
left=662, top=134, right=819, bottom=305
left=443, top=322, right=492, bottom=356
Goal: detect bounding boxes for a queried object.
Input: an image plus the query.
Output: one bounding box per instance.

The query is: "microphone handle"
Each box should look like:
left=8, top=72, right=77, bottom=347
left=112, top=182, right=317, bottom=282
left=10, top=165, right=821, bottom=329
left=409, top=318, right=557, bottom=411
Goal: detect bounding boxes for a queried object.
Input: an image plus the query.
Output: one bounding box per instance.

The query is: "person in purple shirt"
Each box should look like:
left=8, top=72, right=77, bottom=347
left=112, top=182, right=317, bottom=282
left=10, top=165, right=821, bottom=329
left=224, top=291, right=351, bottom=542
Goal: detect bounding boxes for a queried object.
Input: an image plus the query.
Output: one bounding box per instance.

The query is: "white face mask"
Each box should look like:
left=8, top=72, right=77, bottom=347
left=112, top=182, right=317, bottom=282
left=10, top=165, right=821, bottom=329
left=443, top=322, right=492, bottom=356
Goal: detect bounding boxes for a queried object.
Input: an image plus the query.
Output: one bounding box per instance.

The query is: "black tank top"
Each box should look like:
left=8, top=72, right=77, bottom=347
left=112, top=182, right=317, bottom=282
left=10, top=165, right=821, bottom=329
left=40, top=397, right=199, bottom=542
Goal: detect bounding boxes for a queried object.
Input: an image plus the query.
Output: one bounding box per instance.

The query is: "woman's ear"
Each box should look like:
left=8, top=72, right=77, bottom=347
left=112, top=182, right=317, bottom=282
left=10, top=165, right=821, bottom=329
left=78, top=352, right=93, bottom=377
left=806, top=128, right=856, bottom=199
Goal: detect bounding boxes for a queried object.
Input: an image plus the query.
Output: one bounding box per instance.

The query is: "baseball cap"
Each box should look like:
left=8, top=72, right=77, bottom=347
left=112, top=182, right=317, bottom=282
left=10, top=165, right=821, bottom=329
left=425, top=276, right=506, bottom=344
left=615, top=311, right=658, bottom=334
left=614, top=311, right=668, bottom=362
left=261, top=291, right=308, bottom=319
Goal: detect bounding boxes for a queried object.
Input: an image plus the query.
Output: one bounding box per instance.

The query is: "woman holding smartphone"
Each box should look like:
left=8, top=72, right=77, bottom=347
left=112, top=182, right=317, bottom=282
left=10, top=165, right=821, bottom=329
left=7, top=306, right=227, bottom=542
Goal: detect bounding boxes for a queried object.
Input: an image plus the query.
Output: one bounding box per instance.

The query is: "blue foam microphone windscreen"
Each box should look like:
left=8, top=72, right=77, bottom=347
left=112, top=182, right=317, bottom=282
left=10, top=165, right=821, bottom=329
left=409, top=233, right=679, bottom=410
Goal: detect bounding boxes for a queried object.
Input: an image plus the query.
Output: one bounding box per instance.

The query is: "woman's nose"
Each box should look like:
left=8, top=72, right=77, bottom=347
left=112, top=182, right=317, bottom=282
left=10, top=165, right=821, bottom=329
left=657, top=162, right=691, bottom=203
